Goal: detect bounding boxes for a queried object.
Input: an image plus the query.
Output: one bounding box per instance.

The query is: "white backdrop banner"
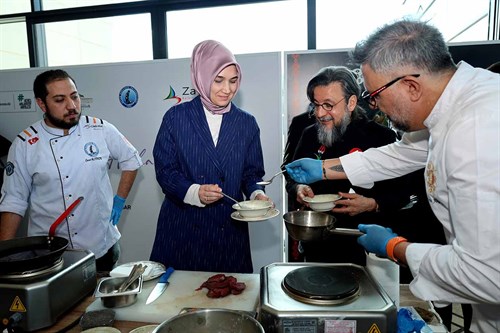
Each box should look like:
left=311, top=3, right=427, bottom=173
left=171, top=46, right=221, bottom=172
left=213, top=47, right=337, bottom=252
left=0, top=53, right=284, bottom=273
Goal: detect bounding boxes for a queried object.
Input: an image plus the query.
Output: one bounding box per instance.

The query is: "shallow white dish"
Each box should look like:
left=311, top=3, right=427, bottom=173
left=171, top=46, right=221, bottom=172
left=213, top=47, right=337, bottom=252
left=232, top=200, right=273, bottom=218
left=82, top=327, right=121, bottom=333
left=129, top=325, right=158, bottom=333
left=231, top=208, right=280, bottom=222
left=110, top=261, right=165, bottom=281
left=303, top=194, right=342, bottom=212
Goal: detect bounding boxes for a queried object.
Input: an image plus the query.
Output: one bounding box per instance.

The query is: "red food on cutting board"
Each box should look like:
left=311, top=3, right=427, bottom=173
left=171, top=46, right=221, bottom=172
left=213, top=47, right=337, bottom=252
left=196, top=273, right=246, bottom=298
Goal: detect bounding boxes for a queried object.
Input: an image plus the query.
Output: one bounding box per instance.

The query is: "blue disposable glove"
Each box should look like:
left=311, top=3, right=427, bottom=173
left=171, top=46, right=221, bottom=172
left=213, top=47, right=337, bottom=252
left=110, top=195, right=126, bottom=226
left=285, top=158, right=323, bottom=184
left=397, top=308, right=426, bottom=333
left=357, top=224, right=398, bottom=257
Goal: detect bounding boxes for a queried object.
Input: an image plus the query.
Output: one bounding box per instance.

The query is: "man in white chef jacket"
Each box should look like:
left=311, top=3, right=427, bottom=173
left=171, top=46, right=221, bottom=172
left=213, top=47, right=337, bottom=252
left=286, top=20, right=500, bottom=332
left=0, top=69, right=143, bottom=272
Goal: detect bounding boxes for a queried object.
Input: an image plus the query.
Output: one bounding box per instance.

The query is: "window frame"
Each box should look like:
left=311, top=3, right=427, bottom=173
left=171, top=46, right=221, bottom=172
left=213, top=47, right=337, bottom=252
left=0, top=0, right=497, bottom=68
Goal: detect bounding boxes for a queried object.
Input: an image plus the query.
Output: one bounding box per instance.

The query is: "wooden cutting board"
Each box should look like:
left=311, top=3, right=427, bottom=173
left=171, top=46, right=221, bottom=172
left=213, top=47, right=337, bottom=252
left=86, top=270, right=260, bottom=323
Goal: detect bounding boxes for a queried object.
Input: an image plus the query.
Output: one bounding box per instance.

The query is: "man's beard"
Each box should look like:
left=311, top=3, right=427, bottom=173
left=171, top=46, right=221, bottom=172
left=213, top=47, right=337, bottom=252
left=316, top=111, right=351, bottom=148
left=385, top=93, right=412, bottom=132
left=44, top=107, right=81, bottom=130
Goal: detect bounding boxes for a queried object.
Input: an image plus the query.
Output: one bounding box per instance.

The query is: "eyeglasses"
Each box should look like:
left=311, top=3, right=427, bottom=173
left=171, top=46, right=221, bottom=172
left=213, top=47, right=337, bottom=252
left=362, top=74, right=420, bottom=109
left=311, top=98, right=344, bottom=112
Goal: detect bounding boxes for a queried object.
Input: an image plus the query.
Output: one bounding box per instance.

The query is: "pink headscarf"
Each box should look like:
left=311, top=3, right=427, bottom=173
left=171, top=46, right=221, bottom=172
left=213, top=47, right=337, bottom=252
left=190, top=40, right=242, bottom=114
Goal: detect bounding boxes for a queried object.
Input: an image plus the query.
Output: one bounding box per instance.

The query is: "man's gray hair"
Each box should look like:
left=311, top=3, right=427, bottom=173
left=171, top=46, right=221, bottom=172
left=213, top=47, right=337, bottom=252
left=306, top=65, right=361, bottom=102
left=306, top=65, right=366, bottom=120
left=350, top=19, right=456, bottom=75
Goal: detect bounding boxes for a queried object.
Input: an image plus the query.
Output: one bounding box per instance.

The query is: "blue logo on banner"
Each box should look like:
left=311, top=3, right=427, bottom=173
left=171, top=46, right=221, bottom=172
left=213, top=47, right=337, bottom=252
left=119, top=86, right=138, bottom=108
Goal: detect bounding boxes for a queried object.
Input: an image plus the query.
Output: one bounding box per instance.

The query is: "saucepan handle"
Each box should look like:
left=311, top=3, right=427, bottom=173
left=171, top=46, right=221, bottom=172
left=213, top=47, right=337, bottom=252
left=327, top=224, right=364, bottom=236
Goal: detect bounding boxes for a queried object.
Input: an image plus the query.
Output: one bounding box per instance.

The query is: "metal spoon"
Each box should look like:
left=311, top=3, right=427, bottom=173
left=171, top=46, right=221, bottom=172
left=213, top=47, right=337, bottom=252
left=257, top=169, right=286, bottom=186
left=221, top=192, right=241, bottom=207
left=117, top=264, right=147, bottom=293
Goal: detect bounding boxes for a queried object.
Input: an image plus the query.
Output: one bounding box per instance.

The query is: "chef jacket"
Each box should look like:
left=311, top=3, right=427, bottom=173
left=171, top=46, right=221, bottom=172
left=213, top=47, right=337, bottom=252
left=0, top=116, right=143, bottom=259
left=340, top=62, right=500, bottom=332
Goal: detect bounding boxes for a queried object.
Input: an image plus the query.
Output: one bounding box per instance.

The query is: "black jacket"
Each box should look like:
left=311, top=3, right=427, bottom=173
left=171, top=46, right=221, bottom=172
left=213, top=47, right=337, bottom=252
left=286, top=114, right=418, bottom=265
left=287, top=115, right=413, bottom=214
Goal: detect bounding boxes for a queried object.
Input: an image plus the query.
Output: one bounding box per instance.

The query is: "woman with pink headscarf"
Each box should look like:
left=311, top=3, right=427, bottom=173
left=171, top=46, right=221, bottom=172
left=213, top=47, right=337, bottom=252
left=150, top=40, right=272, bottom=273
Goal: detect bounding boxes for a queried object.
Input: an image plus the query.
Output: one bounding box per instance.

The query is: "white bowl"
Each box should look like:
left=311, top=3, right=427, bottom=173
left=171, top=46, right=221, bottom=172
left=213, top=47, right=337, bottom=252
left=303, top=194, right=341, bottom=212
left=232, top=200, right=273, bottom=218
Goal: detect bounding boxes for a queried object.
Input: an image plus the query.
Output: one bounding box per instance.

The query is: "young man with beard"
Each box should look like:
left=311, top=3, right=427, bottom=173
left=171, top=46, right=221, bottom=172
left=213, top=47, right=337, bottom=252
left=286, top=65, right=416, bottom=265
left=0, top=69, right=143, bottom=272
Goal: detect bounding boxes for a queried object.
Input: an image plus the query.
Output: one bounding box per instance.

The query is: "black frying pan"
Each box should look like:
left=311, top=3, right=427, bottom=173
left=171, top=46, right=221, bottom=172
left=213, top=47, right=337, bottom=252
left=0, top=196, right=84, bottom=274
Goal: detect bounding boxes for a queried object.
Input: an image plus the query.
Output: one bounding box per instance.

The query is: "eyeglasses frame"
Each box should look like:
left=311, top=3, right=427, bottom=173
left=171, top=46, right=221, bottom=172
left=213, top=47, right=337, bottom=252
left=310, top=97, right=345, bottom=113
left=362, top=74, right=420, bottom=108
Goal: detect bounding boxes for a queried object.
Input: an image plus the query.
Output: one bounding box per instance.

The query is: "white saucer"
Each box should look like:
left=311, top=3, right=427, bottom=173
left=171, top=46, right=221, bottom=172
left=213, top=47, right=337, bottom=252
left=82, top=327, right=121, bottom=333
left=231, top=208, right=280, bottom=222
left=110, top=261, right=165, bottom=281
left=129, top=325, right=158, bottom=333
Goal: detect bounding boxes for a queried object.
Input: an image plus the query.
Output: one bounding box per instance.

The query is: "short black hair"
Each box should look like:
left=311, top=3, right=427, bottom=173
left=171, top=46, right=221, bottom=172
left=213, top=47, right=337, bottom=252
left=33, top=69, right=77, bottom=102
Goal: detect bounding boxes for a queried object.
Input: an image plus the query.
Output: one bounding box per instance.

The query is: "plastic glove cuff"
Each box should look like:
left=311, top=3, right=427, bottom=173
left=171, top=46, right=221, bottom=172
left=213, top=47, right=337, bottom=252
left=114, top=195, right=126, bottom=205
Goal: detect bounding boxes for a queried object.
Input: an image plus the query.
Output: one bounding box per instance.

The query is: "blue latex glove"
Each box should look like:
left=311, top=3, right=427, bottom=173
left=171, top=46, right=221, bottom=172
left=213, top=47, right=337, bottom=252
left=285, top=158, right=322, bottom=184
left=397, top=308, right=426, bottom=333
left=110, top=195, right=126, bottom=226
left=357, top=224, right=398, bottom=257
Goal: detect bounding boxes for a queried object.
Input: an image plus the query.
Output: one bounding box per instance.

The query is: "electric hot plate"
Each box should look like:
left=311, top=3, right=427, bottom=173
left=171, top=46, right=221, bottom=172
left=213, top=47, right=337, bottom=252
left=258, top=263, right=397, bottom=333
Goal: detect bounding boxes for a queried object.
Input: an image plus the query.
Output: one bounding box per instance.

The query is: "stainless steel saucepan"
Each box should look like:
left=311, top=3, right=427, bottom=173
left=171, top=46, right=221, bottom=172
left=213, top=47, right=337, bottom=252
left=283, top=210, right=363, bottom=242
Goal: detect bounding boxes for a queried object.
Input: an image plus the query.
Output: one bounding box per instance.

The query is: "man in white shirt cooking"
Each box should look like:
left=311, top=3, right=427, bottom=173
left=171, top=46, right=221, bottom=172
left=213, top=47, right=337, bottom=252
left=286, top=19, right=500, bottom=332
left=0, top=69, right=143, bottom=272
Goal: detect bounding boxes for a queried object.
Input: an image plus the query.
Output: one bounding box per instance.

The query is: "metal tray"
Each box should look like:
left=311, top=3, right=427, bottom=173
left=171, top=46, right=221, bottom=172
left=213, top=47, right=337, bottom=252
left=94, top=275, right=143, bottom=298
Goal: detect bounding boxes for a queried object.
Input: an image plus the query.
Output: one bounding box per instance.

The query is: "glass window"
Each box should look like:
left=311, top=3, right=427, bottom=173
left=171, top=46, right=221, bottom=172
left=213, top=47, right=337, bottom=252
left=37, top=14, right=153, bottom=66
left=41, top=0, right=139, bottom=10
left=0, top=18, right=30, bottom=70
left=0, top=0, right=31, bottom=15
left=316, top=0, right=417, bottom=50
left=166, top=0, right=307, bottom=59
left=316, top=0, right=491, bottom=50
left=417, top=0, right=490, bottom=42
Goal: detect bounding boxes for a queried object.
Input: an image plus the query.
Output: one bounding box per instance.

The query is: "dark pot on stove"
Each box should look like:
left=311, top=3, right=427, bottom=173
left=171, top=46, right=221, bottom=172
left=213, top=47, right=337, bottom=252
left=283, top=211, right=363, bottom=242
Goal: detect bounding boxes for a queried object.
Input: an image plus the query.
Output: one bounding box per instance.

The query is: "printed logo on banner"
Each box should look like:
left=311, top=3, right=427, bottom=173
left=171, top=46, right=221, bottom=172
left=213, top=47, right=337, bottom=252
left=163, top=86, right=182, bottom=104
left=17, top=93, right=32, bottom=110
left=119, top=86, right=138, bottom=108
left=0, top=91, right=36, bottom=113
left=163, top=85, right=196, bottom=105
left=79, top=94, right=93, bottom=111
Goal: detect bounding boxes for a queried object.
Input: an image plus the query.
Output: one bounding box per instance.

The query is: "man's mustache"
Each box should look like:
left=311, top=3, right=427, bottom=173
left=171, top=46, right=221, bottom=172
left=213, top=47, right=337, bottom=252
left=317, top=115, right=333, bottom=122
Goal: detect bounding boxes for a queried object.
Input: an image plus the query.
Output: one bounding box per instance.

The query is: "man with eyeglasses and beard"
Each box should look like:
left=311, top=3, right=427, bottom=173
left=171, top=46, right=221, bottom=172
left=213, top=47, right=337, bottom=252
left=0, top=69, right=143, bottom=272
left=286, top=65, right=416, bottom=265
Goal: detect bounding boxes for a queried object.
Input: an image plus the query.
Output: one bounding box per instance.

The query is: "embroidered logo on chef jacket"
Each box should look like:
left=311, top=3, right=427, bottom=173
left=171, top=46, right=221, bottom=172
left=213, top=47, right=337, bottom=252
left=426, top=162, right=436, bottom=195
left=83, top=116, right=104, bottom=129
left=28, top=137, right=39, bottom=145
left=5, top=162, right=14, bottom=176
left=17, top=126, right=39, bottom=144
left=84, top=142, right=101, bottom=161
